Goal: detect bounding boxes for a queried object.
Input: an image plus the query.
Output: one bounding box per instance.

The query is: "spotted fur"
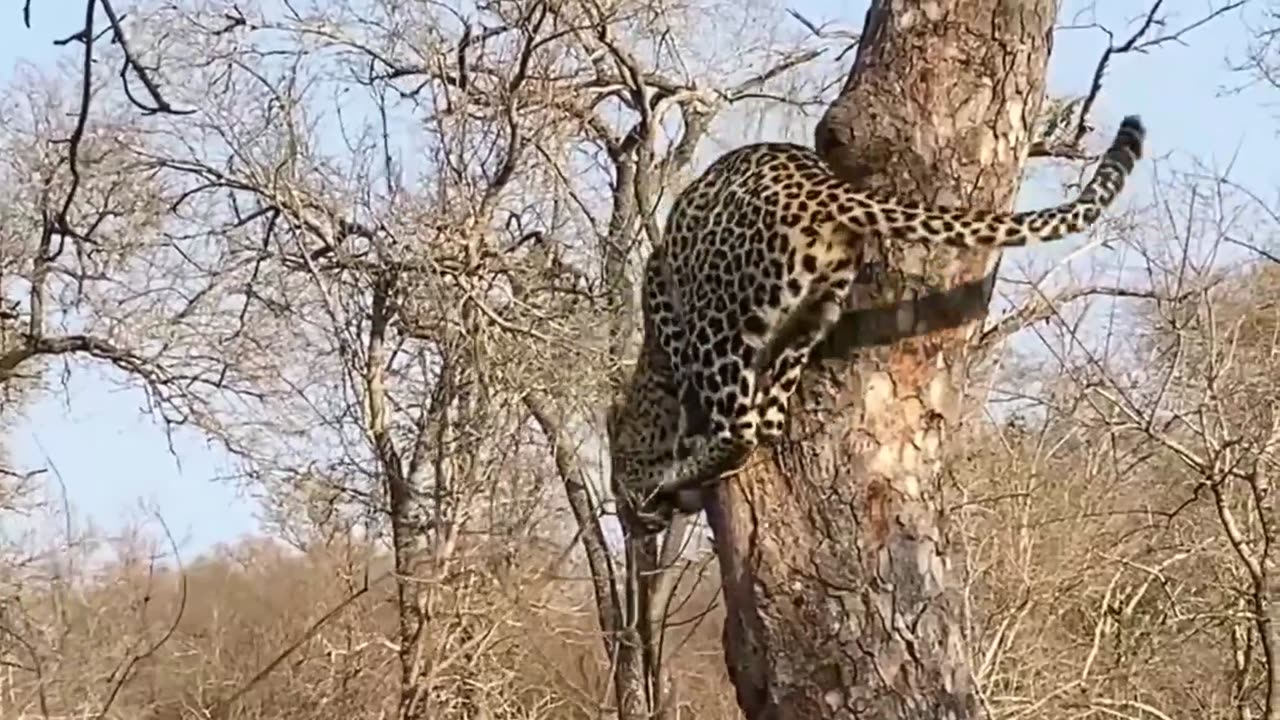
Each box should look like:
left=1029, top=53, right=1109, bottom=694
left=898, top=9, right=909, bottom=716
left=609, top=116, right=1146, bottom=534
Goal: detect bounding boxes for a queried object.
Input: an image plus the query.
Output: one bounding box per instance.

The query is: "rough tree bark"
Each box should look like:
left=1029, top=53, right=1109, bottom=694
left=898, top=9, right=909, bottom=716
left=707, top=1, right=1057, bottom=718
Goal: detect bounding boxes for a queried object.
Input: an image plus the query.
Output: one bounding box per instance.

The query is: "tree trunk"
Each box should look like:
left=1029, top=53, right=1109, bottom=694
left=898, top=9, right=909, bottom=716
left=708, top=1, right=1056, bottom=718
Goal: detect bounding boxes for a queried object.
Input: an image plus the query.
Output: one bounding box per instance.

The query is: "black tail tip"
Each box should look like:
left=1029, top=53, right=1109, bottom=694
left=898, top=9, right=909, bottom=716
left=1113, top=115, right=1146, bottom=159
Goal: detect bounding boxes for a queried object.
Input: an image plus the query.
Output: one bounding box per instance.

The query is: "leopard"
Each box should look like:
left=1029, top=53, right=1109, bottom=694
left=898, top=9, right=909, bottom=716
left=608, top=115, right=1146, bottom=535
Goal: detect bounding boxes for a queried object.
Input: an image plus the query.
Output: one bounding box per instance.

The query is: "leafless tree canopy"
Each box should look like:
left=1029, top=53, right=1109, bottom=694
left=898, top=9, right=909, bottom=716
left=0, top=0, right=1275, bottom=718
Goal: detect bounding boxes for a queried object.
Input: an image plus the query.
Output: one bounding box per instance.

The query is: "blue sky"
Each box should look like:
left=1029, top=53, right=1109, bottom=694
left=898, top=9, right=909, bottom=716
left=3, top=0, right=1276, bottom=558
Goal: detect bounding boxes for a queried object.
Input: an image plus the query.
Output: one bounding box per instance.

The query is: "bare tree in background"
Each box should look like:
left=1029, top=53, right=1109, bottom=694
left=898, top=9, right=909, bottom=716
left=1, top=0, right=835, bottom=717
left=948, top=155, right=1280, bottom=719
left=1064, top=188, right=1280, bottom=720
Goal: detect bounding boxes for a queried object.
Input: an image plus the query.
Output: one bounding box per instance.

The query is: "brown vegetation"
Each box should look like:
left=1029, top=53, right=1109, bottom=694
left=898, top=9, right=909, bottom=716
left=2, top=0, right=1275, bottom=718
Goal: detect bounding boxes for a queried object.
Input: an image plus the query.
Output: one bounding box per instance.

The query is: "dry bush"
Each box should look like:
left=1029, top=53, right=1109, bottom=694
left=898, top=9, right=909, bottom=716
left=0, top=515, right=738, bottom=719
left=950, top=170, right=1280, bottom=718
